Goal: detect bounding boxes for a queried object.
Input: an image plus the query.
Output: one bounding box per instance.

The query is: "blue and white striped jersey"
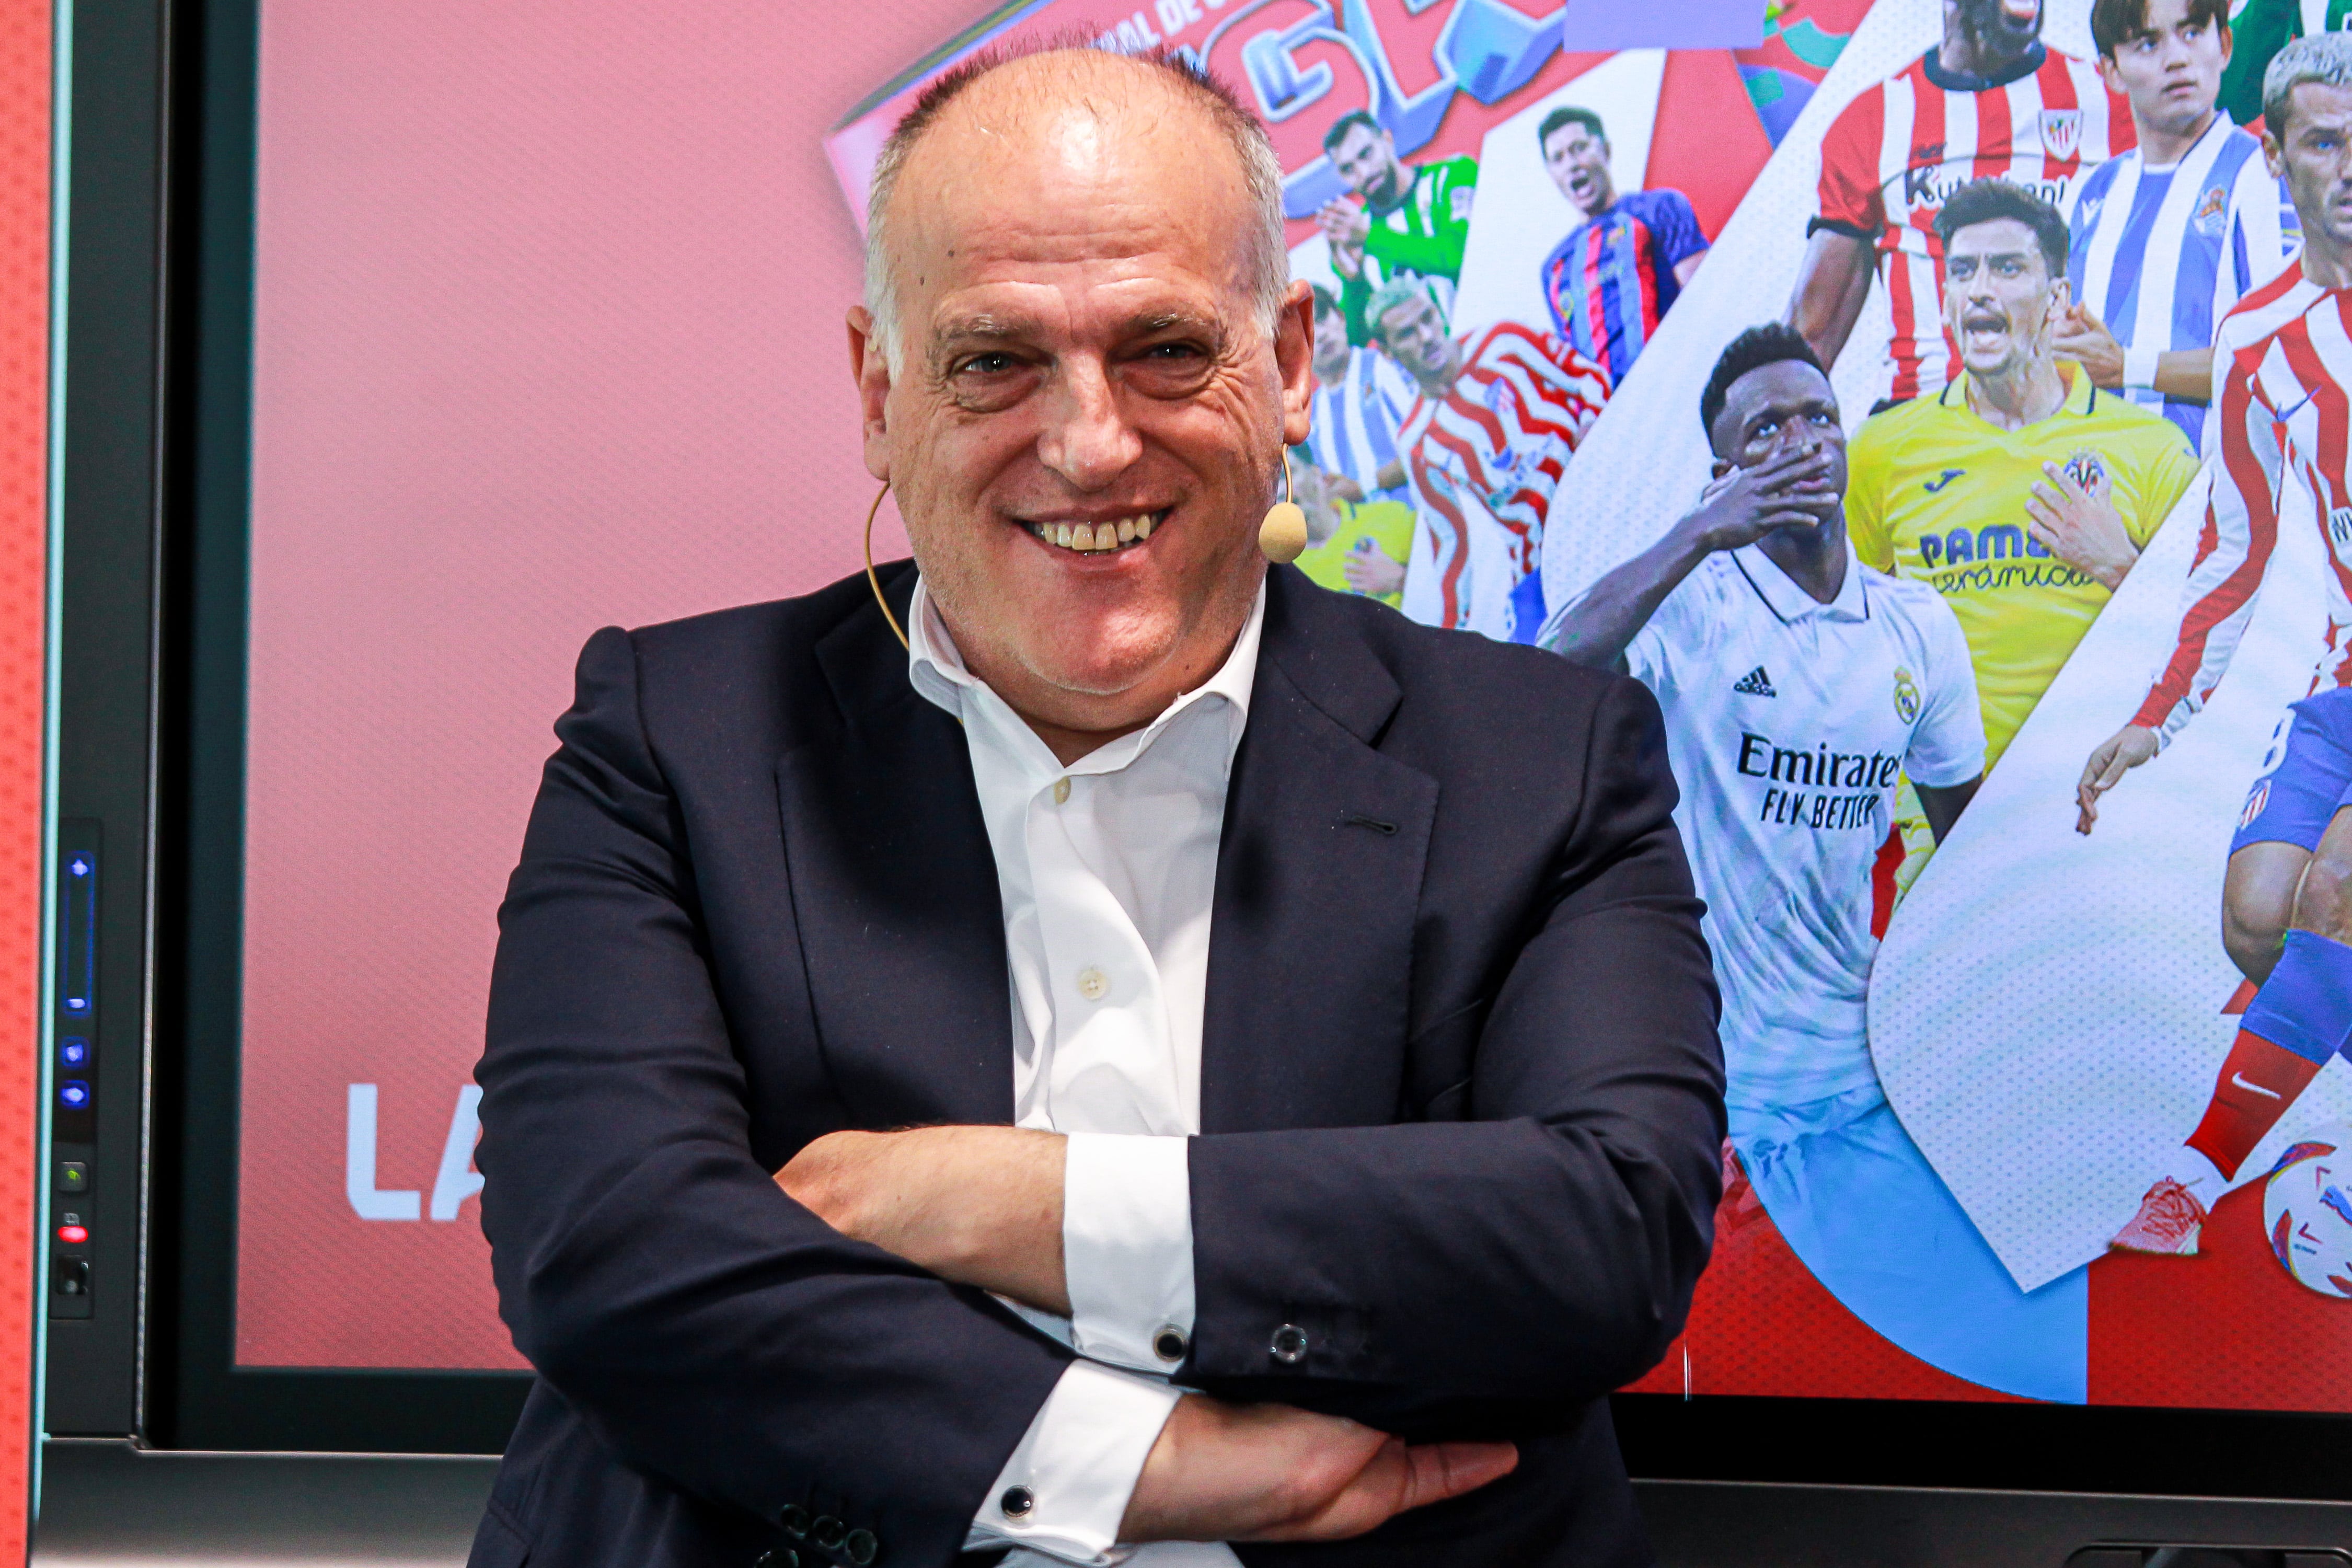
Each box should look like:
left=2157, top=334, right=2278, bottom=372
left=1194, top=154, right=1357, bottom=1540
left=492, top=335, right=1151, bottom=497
left=2068, top=111, right=2299, bottom=452
left=1300, top=347, right=1415, bottom=502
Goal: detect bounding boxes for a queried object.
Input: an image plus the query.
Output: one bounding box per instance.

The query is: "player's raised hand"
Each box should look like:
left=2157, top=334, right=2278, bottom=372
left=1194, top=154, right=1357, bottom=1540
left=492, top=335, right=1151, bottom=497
left=2051, top=304, right=2126, bottom=390
left=2028, top=460, right=2139, bottom=590
left=1316, top=198, right=1370, bottom=255
left=2074, top=722, right=2160, bottom=834
left=1684, top=440, right=1838, bottom=554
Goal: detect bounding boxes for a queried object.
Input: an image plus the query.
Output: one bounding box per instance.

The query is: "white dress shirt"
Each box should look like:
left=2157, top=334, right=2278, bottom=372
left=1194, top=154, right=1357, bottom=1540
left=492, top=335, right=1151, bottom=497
left=907, top=577, right=1259, bottom=1568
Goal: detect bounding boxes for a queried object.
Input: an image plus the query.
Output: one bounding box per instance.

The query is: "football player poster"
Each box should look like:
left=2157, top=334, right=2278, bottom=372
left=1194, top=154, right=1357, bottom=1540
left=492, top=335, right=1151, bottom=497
left=836, top=0, right=2352, bottom=1412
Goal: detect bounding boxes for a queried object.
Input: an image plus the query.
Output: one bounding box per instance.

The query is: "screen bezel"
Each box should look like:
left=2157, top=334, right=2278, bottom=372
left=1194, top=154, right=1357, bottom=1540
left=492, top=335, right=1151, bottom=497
left=116, top=0, right=2352, bottom=1477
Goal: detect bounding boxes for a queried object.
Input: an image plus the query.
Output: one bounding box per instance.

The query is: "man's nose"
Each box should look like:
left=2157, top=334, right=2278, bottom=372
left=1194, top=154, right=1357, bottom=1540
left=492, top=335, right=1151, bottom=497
left=1036, top=360, right=1142, bottom=491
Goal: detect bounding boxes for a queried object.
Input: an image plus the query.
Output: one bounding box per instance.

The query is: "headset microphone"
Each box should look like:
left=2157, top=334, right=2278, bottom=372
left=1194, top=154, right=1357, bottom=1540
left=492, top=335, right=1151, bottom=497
left=1259, top=449, right=1307, bottom=564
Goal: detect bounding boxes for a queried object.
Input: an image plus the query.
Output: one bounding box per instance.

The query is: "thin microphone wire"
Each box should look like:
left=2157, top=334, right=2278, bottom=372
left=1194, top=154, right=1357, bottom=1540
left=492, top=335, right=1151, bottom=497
left=863, top=480, right=910, bottom=652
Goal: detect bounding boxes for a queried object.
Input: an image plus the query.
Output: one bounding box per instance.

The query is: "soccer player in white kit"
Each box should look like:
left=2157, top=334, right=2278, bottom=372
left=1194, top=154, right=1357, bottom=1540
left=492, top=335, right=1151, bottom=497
left=1546, top=326, right=2093, bottom=1403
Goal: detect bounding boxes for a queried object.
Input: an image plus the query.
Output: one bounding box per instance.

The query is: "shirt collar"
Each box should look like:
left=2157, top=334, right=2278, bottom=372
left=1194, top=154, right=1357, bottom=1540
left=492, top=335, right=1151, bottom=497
left=1730, top=535, right=1868, bottom=625
left=1942, top=360, right=2101, bottom=421
left=906, top=572, right=1266, bottom=780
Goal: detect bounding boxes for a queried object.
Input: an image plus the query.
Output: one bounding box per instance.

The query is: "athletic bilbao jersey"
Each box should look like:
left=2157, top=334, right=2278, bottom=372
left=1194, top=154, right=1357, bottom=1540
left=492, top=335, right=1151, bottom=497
left=1538, top=187, right=1710, bottom=384
left=1848, top=366, right=2199, bottom=767
left=1616, top=540, right=1984, bottom=1111
left=1814, top=43, right=2131, bottom=401
left=2132, top=271, right=2352, bottom=743
left=2070, top=113, right=2299, bottom=452
left=1395, top=321, right=1607, bottom=639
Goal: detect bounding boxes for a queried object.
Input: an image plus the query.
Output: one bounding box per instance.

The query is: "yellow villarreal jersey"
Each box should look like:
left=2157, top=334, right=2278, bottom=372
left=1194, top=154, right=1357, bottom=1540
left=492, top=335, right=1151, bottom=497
left=1847, top=367, right=2199, bottom=768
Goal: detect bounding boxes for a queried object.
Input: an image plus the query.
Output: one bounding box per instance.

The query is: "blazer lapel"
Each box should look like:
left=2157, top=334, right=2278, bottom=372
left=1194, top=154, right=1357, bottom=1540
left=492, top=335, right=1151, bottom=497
left=1200, top=571, right=1437, bottom=1134
left=775, top=565, right=1015, bottom=1127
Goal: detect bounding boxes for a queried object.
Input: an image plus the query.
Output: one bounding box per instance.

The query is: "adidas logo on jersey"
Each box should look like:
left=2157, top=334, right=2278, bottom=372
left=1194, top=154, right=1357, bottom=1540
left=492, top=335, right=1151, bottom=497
left=1732, top=666, right=1777, bottom=698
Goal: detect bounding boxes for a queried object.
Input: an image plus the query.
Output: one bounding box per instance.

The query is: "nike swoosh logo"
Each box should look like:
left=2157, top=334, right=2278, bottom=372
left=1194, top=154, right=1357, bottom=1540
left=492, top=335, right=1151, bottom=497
left=2233, top=1071, right=2285, bottom=1099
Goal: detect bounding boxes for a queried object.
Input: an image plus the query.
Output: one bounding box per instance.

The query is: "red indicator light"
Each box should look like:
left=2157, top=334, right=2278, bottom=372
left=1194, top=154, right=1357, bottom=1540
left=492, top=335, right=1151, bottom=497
left=56, top=1225, right=85, bottom=1244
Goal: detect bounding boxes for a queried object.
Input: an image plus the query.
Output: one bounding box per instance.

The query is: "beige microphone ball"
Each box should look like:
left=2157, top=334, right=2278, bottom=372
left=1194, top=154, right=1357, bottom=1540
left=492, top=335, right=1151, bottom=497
left=1259, top=502, right=1308, bottom=564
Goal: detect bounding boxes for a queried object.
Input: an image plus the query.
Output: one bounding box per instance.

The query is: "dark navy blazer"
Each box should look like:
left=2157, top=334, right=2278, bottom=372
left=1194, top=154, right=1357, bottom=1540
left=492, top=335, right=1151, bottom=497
left=469, top=562, right=1724, bottom=1568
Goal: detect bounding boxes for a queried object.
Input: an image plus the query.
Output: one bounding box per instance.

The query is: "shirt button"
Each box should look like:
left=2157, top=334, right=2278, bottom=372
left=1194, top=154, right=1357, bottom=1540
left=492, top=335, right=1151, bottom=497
left=1271, top=1323, right=1309, bottom=1364
left=1076, top=965, right=1109, bottom=1001
left=1154, top=1325, right=1189, bottom=1363
left=1053, top=777, right=1071, bottom=805
left=1001, top=1485, right=1036, bottom=1519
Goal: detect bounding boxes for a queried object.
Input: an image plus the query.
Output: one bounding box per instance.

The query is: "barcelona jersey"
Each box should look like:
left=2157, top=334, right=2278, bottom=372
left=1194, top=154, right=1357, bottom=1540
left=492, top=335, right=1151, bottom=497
left=1538, top=188, right=1709, bottom=385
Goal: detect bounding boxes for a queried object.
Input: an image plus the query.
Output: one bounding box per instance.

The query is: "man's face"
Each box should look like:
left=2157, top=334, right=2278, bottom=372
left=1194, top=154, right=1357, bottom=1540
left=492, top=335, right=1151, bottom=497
left=1541, top=122, right=1613, bottom=215
left=2099, top=0, right=2228, bottom=140
left=1709, top=359, right=1847, bottom=508
left=1942, top=217, right=2066, bottom=379
left=1951, top=0, right=2044, bottom=57
left=2267, top=82, right=2352, bottom=252
left=850, top=61, right=1315, bottom=727
left=1376, top=295, right=1451, bottom=384
left=1312, top=305, right=1351, bottom=376
left=1329, top=122, right=1404, bottom=207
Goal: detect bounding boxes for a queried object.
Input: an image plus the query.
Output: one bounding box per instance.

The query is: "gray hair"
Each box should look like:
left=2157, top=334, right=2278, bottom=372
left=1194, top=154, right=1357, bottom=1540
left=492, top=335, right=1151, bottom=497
left=2263, top=30, right=2352, bottom=134
left=1364, top=276, right=1442, bottom=344
left=861, top=45, right=1290, bottom=373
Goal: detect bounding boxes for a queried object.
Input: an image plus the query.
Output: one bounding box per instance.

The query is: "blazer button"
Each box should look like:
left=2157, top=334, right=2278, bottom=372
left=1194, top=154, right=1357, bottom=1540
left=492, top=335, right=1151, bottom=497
left=811, top=1516, right=847, bottom=1549
left=779, top=1505, right=810, bottom=1538
left=1270, top=1323, right=1309, bottom=1364
left=844, top=1528, right=879, bottom=1565
left=1000, top=1485, right=1036, bottom=1518
left=755, top=1551, right=799, bottom=1568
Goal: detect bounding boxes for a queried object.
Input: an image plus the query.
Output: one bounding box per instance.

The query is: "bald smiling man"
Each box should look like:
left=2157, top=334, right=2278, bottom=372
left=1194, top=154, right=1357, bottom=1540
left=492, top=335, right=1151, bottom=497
left=470, top=45, right=1723, bottom=1568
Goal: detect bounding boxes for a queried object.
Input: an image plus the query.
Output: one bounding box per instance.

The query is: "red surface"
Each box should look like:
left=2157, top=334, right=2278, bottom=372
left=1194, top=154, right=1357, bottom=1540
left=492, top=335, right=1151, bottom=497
left=0, top=0, right=43, bottom=1543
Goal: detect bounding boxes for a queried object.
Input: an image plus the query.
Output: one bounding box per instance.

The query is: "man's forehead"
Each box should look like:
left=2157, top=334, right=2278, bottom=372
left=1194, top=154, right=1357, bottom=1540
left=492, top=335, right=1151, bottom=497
left=2285, top=82, right=2352, bottom=135
left=1730, top=361, right=1832, bottom=418
left=1946, top=220, right=2037, bottom=256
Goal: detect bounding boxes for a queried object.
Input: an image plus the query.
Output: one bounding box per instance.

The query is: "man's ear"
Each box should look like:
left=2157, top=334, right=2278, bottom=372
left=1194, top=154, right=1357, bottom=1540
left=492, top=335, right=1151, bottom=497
left=847, top=306, right=894, bottom=484
left=2263, top=124, right=2287, bottom=178
left=1275, top=281, right=1317, bottom=448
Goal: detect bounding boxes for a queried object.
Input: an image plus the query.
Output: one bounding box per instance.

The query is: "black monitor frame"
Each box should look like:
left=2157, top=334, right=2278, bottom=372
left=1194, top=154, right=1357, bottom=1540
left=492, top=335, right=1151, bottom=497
left=46, top=0, right=2352, bottom=1484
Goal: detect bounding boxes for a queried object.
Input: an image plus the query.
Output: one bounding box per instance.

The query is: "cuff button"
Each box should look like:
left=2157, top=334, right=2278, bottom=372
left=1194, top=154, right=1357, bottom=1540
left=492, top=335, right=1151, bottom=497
left=755, top=1551, right=799, bottom=1568
left=779, top=1505, right=810, bottom=1538
left=811, top=1516, right=846, bottom=1549
left=844, top=1528, right=878, bottom=1565
left=1152, top=1326, right=1188, bottom=1363
left=1270, top=1323, right=1309, bottom=1364
left=1000, top=1485, right=1036, bottom=1519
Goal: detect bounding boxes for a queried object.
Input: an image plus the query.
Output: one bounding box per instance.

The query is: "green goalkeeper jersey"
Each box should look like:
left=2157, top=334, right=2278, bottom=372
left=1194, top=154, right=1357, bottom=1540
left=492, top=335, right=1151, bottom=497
left=2220, top=0, right=2352, bottom=126
left=1342, top=154, right=1479, bottom=343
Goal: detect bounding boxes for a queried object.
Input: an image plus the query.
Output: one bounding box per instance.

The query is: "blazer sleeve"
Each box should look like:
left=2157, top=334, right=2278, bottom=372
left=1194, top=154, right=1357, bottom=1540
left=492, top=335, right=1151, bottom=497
left=1183, top=675, right=1723, bottom=1426
left=476, top=626, right=1072, bottom=1558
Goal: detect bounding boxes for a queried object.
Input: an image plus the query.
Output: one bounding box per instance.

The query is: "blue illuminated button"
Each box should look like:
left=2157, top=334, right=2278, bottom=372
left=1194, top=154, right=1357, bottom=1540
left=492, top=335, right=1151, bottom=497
left=57, top=1080, right=88, bottom=1110
left=66, top=857, right=88, bottom=878
left=58, top=1038, right=86, bottom=1067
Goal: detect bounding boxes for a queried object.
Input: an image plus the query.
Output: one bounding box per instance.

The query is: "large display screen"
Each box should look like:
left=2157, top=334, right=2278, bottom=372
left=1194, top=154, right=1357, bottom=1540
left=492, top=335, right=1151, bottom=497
left=233, top=0, right=2352, bottom=1416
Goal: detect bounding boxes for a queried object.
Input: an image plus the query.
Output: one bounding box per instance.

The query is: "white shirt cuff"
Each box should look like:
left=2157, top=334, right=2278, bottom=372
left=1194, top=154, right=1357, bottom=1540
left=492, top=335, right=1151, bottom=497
left=2122, top=343, right=2162, bottom=389
left=1063, top=1133, right=1196, bottom=1371
left=964, top=1359, right=1182, bottom=1566
left=1063, top=1128, right=1195, bottom=1373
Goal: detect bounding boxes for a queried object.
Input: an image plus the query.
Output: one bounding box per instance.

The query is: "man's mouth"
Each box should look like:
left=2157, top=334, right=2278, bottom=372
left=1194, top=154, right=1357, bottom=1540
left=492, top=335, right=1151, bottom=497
left=1963, top=313, right=2008, bottom=336
left=1996, top=0, right=2038, bottom=25
left=1027, top=509, right=1169, bottom=555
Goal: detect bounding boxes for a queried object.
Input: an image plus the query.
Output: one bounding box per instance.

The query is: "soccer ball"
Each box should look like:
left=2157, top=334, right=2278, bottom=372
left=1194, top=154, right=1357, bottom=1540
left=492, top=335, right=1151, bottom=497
left=2263, top=1128, right=2352, bottom=1299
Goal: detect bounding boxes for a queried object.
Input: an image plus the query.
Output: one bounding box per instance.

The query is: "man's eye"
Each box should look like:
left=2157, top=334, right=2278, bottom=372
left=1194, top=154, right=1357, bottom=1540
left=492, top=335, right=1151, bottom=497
left=958, top=353, right=1019, bottom=376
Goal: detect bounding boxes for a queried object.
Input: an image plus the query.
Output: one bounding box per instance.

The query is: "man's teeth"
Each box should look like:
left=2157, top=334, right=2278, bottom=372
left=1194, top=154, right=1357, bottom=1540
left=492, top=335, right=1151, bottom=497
left=1032, top=514, right=1158, bottom=552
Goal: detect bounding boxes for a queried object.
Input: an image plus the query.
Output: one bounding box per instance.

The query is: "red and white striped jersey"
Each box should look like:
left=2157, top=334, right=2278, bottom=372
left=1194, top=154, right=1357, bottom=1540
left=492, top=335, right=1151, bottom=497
left=1396, top=321, right=1608, bottom=636
left=2132, top=268, right=2352, bottom=743
left=1815, top=43, right=2132, bottom=402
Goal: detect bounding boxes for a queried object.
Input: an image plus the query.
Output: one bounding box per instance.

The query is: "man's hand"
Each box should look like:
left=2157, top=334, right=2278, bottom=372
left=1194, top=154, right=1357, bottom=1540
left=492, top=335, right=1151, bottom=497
left=1680, top=440, right=1838, bottom=554
left=1343, top=541, right=1406, bottom=598
left=777, top=1126, right=1070, bottom=1314
left=1317, top=197, right=1370, bottom=256
left=2076, top=723, right=2161, bottom=835
left=1120, top=1394, right=1518, bottom=1544
left=2027, top=460, right=2139, bottom=590
left=2052, top=304, right=2127, bottom=390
